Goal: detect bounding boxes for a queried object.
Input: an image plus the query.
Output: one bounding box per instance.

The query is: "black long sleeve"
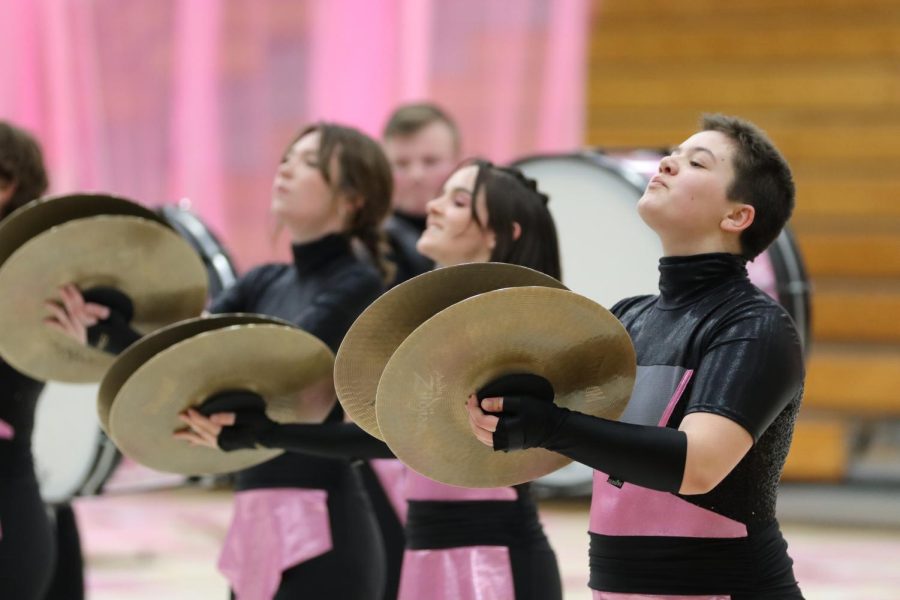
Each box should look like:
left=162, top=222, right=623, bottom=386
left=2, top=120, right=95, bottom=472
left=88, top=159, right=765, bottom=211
left=258, top=421, right=395, bottom=460
left=542, top=409, right=687, bottom=493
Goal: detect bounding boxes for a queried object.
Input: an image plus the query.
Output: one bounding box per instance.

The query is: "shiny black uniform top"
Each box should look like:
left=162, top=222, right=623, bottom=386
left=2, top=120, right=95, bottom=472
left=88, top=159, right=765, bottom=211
left=611, top=253, right=805, bottom=528
left=383, top=211, right=433, bottom=289
left=208, top=233, right=383, bottom=491
left=0, top=361, right=45, bottom=478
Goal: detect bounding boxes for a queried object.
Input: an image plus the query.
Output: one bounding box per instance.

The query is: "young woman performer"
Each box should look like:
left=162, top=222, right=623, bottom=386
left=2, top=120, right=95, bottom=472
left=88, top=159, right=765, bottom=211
left=50, top=123, right=394, bottom=600
left=181, top=160, right=565, bottom=600
left=468, top=114, right=806, bottom=599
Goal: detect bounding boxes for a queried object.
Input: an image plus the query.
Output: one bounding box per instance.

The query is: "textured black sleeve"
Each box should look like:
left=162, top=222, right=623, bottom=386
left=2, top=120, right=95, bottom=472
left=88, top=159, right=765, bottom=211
left=684, top=305, right=804, bottom=442
left=258, top=421, right=396, bottom=459
left=294, top=268, right=383, bottom=352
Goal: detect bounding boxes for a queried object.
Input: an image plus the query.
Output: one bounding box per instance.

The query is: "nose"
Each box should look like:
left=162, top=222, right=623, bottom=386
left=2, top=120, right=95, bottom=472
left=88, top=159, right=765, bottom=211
left=658, top=155, right=678, bottom=175
left=426, top=195, right=443, bottom=215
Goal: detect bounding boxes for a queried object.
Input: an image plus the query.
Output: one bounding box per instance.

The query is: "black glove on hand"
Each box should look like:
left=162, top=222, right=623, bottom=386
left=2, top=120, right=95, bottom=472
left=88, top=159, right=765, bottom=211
left=83, top=287, right=142, bottom=355
left=477, top=373, right=567, bottom=452
left=197, top=390, right=276, bottom=452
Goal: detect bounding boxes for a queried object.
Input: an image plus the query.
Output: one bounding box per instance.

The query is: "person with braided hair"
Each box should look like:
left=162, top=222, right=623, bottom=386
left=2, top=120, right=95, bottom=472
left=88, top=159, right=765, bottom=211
left=180, top=159, right=564, bottom=600
left=51, top=123, right=395, bottom=600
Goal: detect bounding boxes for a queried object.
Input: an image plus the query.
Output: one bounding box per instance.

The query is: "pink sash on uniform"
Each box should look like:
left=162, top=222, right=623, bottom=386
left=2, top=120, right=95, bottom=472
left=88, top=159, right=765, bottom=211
left=399, top=470, right=518, bottom=600
left=0, top=418, right=13, bottom=440
left=219, top=488, right=332, bottom=600
left=399, top=545, right=515, bottom=600
left=369, top=458, right=409, bottom=523
left=593, top=593, right=730, bottom=600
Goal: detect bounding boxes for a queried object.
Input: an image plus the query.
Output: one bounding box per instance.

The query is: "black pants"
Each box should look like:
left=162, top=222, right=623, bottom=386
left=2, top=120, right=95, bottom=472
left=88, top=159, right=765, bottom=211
left=356, top=462, right=404, bottom=600
left=509, top=540, right=563, bottom=600
left=45, top=503, right=85, bottom=600
left=0, top=477, right=55, bottom=600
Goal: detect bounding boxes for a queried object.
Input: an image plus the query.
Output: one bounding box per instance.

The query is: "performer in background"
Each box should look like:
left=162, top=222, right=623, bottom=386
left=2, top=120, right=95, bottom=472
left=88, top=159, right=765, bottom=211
left=181, top=159, right=565, bottom=600
left=468, top=114, right=806, bottom=599
left=381, top=102, right=461, bottom=287
left=50, top=123, right=394, bottom=600
left=0, top=120, right=86, bottom=600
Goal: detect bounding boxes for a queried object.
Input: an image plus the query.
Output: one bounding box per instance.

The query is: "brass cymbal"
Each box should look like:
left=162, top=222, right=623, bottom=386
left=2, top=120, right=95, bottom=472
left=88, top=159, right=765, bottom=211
left=0, top=193, right=168, bottom=269
left=108, top=324, right=336, bottom=475
left=334, top=263, right=566, bottom=439
left=376, top=286, right=635, bottom=488
left=98, top=314, right=294, bottom=433
left=0, top=215, right=208, bottom=382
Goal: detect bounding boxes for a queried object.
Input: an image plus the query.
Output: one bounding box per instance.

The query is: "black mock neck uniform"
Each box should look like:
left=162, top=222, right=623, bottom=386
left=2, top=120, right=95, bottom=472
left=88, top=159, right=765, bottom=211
left=209, top=233, right=386, bottom=599
left=587, top=253, right=805, bottom=598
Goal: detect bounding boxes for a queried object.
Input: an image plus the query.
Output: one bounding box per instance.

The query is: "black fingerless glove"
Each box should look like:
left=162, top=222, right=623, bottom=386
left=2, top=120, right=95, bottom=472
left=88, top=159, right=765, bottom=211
left=478, top=373, right=688, bottom=493
left=197, top=390, right=276, bottom=452
left=83, top=287, right=142, bottom=355
left=477, top=373, right=563, bottom=451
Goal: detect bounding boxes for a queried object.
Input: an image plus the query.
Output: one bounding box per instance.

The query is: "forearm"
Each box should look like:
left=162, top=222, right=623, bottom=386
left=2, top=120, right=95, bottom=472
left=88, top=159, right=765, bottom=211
left=543, top=409, right=687, bottom=493
left=258, top=421, right=396, bottom=460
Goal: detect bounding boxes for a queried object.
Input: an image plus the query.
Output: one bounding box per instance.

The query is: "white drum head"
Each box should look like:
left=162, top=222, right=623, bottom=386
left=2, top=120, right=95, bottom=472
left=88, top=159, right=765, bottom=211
left=516, top=155, right=662, bottom=309
left=33, top=382, right=115, bottom=504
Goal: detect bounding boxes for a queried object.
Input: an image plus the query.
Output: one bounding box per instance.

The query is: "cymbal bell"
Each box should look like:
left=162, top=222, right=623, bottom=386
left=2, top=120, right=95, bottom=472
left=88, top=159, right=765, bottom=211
left=0, top=193, right=168, bottom=269
left=0, top=215, right=208, bottom=382
left=108, top=324, right=337, bottom=476
left=98, top=314, right=294, bottom=433
left=334, top=263, right=566, bottom=439
left=376, top=286, right=635, bottom=488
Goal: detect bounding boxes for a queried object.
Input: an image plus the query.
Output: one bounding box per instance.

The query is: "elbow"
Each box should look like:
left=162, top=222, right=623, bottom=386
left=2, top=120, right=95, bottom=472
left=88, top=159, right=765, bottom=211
left=678, top=467, right=724, bottom=495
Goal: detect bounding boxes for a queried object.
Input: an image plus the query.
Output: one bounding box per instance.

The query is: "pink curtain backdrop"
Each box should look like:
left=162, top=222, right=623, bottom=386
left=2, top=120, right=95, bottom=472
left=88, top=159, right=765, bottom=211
left=0, top=0, right=592, bottom=269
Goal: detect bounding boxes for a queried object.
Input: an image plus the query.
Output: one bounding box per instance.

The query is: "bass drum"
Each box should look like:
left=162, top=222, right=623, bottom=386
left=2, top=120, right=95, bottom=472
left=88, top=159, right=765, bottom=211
left=513, top=151, right=812, bottom=498
left=33, top=201, right=237, bottom=504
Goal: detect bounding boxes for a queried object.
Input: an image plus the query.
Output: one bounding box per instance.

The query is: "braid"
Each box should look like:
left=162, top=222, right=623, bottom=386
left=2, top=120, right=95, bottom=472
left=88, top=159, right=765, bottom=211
left=353, top=223, right=395, bottom=285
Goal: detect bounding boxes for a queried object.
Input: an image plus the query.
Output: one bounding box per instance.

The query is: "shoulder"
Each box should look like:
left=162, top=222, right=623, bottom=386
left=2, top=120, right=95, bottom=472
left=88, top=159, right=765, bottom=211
left=321, top=258, right=384, bottom=299
left=610, top=294, right=657, bottom=319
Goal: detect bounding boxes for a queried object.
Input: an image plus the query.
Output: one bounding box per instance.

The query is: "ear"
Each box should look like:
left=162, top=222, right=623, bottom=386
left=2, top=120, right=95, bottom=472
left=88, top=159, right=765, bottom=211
left=0, top=180, right=16, bottom=206
left=511, top=221, right=522, bottom=242
left=485, top=227, right=497, bottom=251
left=720, top=203, right=754, bottom=234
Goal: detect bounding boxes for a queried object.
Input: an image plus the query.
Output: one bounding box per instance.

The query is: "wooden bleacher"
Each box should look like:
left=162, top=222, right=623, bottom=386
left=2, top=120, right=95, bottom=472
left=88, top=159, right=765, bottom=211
left=587, top=0, right=900, bottom=481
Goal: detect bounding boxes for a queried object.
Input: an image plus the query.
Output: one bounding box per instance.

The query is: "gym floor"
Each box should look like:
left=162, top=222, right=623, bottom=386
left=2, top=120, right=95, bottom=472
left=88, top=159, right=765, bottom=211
left=72, top=482, right=900, bottom=599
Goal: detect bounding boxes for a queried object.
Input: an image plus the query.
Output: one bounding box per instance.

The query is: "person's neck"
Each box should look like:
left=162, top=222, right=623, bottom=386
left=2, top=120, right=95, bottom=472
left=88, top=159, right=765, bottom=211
left=660, top=233, right=742, bottom=258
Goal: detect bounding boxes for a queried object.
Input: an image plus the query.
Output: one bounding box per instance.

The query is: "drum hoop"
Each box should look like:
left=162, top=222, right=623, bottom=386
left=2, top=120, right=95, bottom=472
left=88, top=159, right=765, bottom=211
left=158, top=205, right=237, bottom=292
left=768, top=228, right=813, bottom=353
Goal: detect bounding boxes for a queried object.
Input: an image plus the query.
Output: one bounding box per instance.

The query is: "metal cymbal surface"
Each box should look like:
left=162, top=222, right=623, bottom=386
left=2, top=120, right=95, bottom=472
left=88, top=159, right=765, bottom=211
left=376, top=286, right=635, bottom=488
left=334, top=262, right=566, bottom=439
left=0, top=193, right=168, bottom=269
left=108, top=324, right=336, bottom=475
left=97, top=314, right=294, bottom=433
left=0, top=215, right=207, bottom=382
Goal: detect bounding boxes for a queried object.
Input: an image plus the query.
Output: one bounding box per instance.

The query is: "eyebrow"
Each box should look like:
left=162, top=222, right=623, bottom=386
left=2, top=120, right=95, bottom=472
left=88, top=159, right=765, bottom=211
left=671, top=146, right=718, bottom=161
left=444, top=185, right=474, bottom=197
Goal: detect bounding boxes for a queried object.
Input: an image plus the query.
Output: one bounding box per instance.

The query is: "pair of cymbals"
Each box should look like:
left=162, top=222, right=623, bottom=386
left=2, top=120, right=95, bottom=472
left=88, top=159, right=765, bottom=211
left=334, top=263, right=636, bottom=488
left=103, top=314, right=337, bottom=475
left=0, top=194, right=208, bottom=382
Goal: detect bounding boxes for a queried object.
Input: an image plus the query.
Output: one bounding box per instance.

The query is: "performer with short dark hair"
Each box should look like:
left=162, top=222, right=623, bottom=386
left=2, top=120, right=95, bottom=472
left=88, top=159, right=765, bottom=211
left=467, top=114, right=806, bottom=599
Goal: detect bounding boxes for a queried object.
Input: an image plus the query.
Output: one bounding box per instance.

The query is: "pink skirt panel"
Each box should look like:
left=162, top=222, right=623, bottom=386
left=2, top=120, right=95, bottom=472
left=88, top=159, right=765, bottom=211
left=590, top=472, right=746, bottom=539
left=0, top=418, right=13, bottom=440
left=403, top=469, right=517, bottom=502
left=398, top=546, right=515, bottom=600
left=594, top=592, right=730, bottom=600
left=219, top=488, right=332, bottom=600
left=369, top=458, right=409, bottom=523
